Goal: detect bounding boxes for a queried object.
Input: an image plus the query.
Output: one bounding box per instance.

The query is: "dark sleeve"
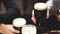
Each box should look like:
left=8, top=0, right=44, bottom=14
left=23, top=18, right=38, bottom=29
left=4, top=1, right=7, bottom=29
left=50, top=0, right=60, bottom=15
left=0, top=0, right=21, bottom=24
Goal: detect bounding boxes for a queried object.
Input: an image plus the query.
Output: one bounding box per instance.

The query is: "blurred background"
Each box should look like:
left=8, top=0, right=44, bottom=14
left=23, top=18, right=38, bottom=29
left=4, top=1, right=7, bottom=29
left=0, top=0, right=48, bottom=15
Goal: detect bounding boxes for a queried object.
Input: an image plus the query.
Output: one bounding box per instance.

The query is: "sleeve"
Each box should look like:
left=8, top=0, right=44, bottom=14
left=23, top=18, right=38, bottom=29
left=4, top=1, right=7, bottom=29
left=46, top=0, right=53, bottom=9
left=0, top=0, right=21, bottom=24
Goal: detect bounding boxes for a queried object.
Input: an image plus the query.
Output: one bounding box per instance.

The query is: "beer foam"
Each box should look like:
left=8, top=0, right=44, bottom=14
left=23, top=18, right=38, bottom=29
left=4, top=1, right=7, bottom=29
left=13, top=18, right=26, bottom=27
left=34, top=3, right=47, bottom=10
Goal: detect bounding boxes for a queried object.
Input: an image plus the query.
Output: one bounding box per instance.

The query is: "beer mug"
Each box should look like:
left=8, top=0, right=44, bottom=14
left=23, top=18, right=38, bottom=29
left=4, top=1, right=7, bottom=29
left=22, top=24, right=37, bottom=34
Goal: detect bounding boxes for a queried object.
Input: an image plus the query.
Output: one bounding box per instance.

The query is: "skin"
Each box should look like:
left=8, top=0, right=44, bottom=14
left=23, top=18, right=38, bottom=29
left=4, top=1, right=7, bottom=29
left=0, top=10, right=36, bottom=34
left=57, top=15, right=60, bottom=21
left=0, top=9, right=58, bottom=34
left=0, top=24, right=20, bottom=34
left=0, top=0, right=20, bottom=34
left=31, top=10, right=36, bottom=24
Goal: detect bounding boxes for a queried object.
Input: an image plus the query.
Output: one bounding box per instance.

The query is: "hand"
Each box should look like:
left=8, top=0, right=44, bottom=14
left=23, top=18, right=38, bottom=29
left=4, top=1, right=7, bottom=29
left=57, top=15, right=60, bottom=21
left=31, top=16, right=36, bottom=24
left=31, top=10, right=36, bottom=24
left=0, top=24, right=20, bottom=34
left=46, top=9, right=50, bottom=19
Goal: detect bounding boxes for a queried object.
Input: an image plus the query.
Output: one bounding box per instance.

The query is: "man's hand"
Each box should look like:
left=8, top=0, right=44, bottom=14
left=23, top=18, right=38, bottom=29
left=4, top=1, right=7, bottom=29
left=0, top=24, right=20, bottom=34
left=46, top=9, right=50, bottom=19
left=31, top=10, right=36, bottom=24
left=57, top=15, right=60, bottom=21
left=31, top=16, right=36, bottom=24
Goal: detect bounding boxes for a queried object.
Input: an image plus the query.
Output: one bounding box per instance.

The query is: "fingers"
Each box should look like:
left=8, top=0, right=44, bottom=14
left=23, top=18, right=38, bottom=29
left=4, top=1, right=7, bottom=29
left=58, top=15, right=60, bottom=17
left=31, top=10, right=36, bottom=24
left=4, top=24, right=20, bottom=33
left=57, top=15, right=60, bottom=21
left=3, top=29, right=14, bottom=34
left=31, top=17, right=36, bottom=24
left=10, top=28, right=20, bottom=33
left=0, top=24, right=14, bottom=34
left=46, top=9, right=50, bottom=19
left=32, top=10, right=35, bottom=17
left=0, top=24, right=20, bottom=34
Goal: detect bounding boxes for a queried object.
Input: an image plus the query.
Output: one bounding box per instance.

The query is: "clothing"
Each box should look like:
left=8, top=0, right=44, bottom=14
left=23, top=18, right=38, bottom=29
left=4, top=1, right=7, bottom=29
left=22, top=0, right=34, bottom=25
left=43, top=15, right=60, bottom=33
left=0, top=0, right=21, bottom=24
left=42, top=0, right=60, bottom=33
left=46, top=0, right=60, bottom=15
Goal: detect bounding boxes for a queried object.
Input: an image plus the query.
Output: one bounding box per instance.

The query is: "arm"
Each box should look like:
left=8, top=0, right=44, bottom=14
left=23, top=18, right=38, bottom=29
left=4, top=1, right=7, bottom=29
left=0, top=0, right=20, bottom=34
left=0, top=0, right=21, bottom=24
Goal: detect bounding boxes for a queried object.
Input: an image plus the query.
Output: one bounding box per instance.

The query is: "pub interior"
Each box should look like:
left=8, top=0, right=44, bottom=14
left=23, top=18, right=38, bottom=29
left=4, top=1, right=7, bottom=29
left=0, top=0, right=60, bottom=34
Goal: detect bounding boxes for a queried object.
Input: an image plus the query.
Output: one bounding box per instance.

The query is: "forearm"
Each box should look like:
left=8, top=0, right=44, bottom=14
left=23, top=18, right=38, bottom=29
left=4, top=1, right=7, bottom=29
left=0, top=9, right=20, bottom=24
left=1, top=0, right=20, bottom=18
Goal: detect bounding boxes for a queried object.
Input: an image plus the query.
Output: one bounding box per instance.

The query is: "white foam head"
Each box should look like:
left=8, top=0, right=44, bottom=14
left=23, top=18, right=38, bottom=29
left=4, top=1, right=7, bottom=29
left=34, top=2, right=47, bottom=10
left=22, top=24, right=36, bottom=34
left=13, top=18, right=26, bottom=27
